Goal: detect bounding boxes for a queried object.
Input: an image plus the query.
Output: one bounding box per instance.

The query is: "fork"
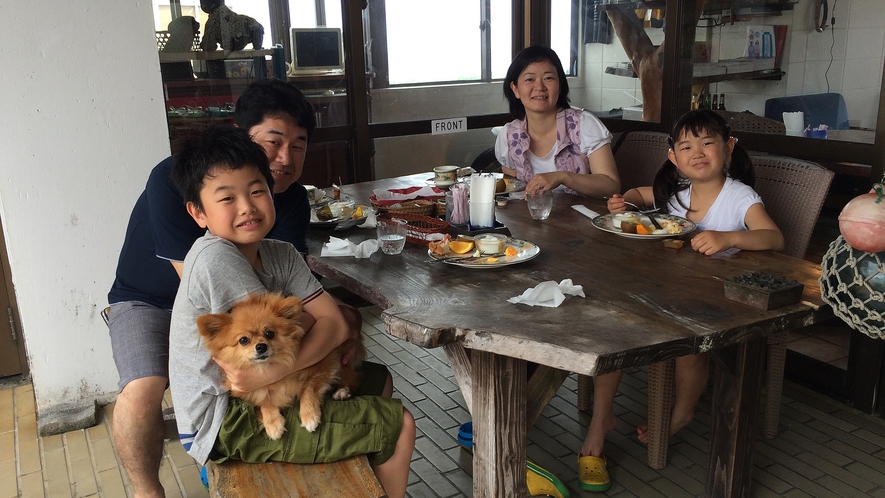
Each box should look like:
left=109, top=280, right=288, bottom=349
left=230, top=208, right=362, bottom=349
left=602, top=196, right=663, bottom=229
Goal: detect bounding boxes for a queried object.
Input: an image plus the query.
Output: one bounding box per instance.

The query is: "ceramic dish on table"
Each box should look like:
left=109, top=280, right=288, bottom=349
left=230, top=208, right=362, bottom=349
left=310, top=201, right=369, bottom=229
left=591, top=212, right=697, bottom=239
left=426, top=236, right=540, bottom=268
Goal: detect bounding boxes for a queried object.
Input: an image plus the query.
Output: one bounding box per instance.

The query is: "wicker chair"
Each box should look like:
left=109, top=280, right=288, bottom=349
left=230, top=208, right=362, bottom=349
left=640, top=153, right=834, bottom=469
left=611, top=131, right=672, bottom=192
left=714, top=110, right=786, bottom=135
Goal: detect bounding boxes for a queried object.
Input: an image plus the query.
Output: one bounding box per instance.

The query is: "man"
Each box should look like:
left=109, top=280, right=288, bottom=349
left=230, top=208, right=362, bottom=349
left=107, top=79, right=370, bottom=497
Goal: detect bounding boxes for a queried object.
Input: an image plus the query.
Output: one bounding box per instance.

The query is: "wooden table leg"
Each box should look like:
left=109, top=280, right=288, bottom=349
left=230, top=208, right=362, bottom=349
left=472, top=350, right=528, bottom=498
left=706, top=336, right=766, bottom=498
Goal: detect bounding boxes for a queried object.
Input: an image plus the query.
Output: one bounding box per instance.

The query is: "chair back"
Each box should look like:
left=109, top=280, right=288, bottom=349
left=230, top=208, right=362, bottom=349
left=715, top=110, right=786, bottom=135
left=612, top=131, right=671, bottom=192
left=749, top=153, right=834, bottom=258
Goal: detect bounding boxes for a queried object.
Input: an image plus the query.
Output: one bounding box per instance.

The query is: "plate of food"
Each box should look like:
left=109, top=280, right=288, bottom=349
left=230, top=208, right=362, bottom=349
left=310, top=202, right=369, bottom=229
left=591, top=212, right=697, bottom=239
left=426, top=234, right=540, bottom=268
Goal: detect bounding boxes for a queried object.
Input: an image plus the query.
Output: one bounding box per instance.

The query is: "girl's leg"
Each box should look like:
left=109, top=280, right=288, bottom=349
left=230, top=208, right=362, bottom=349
left=580, top=371, right=622, bottom=457
left=372, top=408, right=416, bottom=498
left=670, top=352, right=708, bottom=434
left=637, top=353, right=709, bottom=443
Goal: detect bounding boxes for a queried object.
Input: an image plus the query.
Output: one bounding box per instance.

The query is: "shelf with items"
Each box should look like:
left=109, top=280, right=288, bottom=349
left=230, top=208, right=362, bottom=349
left=604, top=61, right=783, bottom=83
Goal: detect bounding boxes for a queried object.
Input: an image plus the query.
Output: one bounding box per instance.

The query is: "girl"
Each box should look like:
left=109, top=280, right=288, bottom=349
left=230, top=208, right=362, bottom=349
left=604, top=108, right=784, bottom=445
left=495, top=45, right=620, bottom=197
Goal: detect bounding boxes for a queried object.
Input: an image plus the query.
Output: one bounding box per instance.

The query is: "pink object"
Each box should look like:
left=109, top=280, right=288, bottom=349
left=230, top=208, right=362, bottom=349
left=838, top=189, right=885, bottom=252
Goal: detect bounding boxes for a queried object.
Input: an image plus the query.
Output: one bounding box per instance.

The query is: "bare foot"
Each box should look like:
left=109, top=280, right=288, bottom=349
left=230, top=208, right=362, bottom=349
left=636, top=409, right=694, bottom=445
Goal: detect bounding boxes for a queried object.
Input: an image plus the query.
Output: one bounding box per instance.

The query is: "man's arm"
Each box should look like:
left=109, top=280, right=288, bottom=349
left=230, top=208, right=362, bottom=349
left=171, top=261, right=184, bottom=279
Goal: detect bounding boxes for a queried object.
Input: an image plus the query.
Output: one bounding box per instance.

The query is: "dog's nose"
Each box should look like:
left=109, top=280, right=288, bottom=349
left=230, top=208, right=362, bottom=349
left=255, top=343, right=267, bottom=355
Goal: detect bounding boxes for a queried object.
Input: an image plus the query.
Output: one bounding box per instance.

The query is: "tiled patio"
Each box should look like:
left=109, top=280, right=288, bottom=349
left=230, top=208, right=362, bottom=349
left=4, top=305, right=885, bottom=497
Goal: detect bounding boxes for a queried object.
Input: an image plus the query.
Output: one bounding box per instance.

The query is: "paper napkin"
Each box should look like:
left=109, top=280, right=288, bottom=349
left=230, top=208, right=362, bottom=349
left=358, top=209, right=377, bottom=229
left=507, top=279, right=585, bottom=307
left=372, top=186, right=442, bottom=203
left=571, top=205, right=600, bottom=219
left=321, top=236, right=380, bottom=258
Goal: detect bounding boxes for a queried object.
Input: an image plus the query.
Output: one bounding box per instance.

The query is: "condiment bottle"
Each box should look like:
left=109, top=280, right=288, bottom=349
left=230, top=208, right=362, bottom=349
left=712, top=94, right=719, bottom=110
left=718, top=93, right=726, bottom=110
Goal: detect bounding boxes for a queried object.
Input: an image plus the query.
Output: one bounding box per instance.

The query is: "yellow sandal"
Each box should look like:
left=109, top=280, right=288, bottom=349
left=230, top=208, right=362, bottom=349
left=578, top=454, right=611, bottom=492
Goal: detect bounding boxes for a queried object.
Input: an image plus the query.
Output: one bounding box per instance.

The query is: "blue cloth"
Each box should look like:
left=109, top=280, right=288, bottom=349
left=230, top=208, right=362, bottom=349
left=764, top=93, right=850, bottom=130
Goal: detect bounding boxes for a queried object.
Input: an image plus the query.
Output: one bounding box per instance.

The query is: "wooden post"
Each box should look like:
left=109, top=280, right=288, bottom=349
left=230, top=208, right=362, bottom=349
left=706, top=337, right=766, bottom=498
left=472, top=350, right=527, bottom=498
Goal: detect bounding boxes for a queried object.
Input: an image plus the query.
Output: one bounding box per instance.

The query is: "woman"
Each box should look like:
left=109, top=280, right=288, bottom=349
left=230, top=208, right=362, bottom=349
left=495, top=45, right=620, bottom=197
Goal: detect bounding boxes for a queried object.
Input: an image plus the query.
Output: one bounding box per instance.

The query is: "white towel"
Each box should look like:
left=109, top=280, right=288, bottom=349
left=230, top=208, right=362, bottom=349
left=507, top=279, right=585, bottom=307
left=321, top=237, right=380, bottom=258
left=571, top=205, right=601, bottom=219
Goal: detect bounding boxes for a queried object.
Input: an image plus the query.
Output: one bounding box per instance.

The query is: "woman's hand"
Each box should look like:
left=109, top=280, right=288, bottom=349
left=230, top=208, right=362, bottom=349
left=606, top=194, right=628, bottom=214
left=525, top=172, right=562, bottom=194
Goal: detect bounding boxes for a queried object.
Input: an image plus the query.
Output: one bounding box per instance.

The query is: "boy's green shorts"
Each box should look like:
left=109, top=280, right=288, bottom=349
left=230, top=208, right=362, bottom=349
left=212, top=361, right=402, bottom=466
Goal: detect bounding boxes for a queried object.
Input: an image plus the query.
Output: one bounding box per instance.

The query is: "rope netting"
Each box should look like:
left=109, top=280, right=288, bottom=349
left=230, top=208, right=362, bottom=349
left=820, top=236, right=885, bottom=339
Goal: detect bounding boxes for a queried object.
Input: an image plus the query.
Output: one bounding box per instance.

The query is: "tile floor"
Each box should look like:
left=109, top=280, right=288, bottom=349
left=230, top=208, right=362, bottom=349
left=4, top=305, right=885, bottom=497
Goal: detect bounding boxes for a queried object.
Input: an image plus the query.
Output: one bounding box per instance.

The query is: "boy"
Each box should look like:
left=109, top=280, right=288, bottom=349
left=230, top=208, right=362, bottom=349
left=168, top=126, right=415, bottom=498
left=107, top=79, right=372, bottom=497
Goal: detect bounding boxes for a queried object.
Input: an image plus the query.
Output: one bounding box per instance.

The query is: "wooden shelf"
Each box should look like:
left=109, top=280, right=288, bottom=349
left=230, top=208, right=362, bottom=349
left=158, top=49, right=275, bottom=63
left=693, top=68, right=785, bottom=84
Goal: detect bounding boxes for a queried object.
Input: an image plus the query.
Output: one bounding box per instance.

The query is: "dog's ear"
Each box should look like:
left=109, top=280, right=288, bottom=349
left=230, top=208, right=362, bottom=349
left=196, top=312, right=233, bottom=339
left=271, top=295, right=303, bottom=321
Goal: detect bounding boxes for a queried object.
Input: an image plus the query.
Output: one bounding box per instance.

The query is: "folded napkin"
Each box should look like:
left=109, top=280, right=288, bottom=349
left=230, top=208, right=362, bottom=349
left=507, top=279, right=585, bottom=307
left=357, top=208, right=377, bottom=229
left=371, top=186, right=443, bottom=206
left=571, top=205, right=601, bottom=219
left=321, top=236, right=380, bottom=258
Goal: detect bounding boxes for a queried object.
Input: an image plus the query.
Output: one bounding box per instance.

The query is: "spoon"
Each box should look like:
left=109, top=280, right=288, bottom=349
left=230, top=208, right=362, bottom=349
left=601, top=196, right=660, bottom=214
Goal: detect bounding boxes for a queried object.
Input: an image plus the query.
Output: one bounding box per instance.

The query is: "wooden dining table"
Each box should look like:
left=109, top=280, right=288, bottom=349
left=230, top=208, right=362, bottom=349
left=304, top=173, right=831, bottom=498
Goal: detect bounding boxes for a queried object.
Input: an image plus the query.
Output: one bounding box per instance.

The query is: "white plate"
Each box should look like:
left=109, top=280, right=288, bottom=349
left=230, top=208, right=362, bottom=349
left=427, top=237, right=540, bottom=268
left=591, top=213, right=697, bottom=239
left=310, top=203, right=369, bottom=229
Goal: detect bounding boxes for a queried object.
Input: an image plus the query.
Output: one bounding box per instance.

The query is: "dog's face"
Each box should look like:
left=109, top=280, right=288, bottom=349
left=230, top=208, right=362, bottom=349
left=197, top=293, right=304, bottom=368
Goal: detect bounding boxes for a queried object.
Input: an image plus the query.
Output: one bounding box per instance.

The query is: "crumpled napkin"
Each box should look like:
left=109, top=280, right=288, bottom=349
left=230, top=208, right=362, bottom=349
left=507, top=279, right=585, bottom=307
left=571, top=205, right=600, bottom=219
left=321, top=236, right=380, bottom=258
left=358, top=209, right=377, bottom=229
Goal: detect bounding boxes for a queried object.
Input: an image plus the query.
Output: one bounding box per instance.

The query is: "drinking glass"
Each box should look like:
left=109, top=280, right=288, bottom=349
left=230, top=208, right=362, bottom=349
left=526, top=190, right=553, bottom=220
left=377, top=218, right=407, bottom=255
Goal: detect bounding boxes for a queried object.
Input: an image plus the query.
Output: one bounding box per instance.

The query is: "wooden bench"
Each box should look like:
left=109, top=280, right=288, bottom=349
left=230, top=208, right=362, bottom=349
left=207, top=455, right=386, bottom=498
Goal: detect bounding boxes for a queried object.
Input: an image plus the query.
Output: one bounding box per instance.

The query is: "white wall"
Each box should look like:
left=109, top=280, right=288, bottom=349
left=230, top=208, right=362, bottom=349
left=0, top=2, right=170, bottom=429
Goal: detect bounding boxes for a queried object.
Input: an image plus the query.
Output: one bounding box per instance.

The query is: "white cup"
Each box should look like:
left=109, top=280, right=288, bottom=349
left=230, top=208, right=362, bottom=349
left=433, top=165, right=459, bottom=186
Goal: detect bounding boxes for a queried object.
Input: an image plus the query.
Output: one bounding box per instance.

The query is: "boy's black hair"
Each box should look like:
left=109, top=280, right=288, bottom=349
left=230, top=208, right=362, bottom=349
left=503, top=45, right=571, bottom=120
left=171, top=126, right=274, bottom=211
left=234, top=79, right=316, bottom=140
left=653, top=109, right=755, bottom=213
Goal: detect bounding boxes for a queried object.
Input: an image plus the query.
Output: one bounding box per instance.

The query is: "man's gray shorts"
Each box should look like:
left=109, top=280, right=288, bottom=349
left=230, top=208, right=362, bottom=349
left=108, top=301, right=171, bottom=391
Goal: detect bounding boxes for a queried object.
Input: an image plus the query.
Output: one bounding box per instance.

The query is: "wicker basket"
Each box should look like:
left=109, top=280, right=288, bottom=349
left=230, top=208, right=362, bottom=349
left=371, top=198, right=435, bottom=217
left=379, top=213, right=449, bottom=246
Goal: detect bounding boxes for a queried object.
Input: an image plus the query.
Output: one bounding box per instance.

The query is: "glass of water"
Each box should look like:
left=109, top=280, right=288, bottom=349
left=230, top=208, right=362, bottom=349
left=526, top=190, right=553, bottom=220
left=377, top=218, right=407, bottom=255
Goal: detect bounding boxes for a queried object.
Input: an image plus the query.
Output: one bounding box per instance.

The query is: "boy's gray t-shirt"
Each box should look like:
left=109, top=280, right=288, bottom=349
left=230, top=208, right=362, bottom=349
left=169, top=232, right=323, bottom=465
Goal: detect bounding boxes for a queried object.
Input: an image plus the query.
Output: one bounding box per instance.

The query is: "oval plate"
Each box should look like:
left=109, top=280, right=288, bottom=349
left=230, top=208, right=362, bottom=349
left=591, top=213, right=697, bottom=239
left=427, top=237, right=540, bottom=268
left=310, top=203, right=369, bottom=230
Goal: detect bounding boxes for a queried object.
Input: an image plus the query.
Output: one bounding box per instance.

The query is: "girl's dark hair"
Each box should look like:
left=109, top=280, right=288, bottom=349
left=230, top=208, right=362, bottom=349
left=503, top=45, right=570, bottom=120
left=171, top=125, right=274, bottom=211
left=652, top=110, right=754, bottom=213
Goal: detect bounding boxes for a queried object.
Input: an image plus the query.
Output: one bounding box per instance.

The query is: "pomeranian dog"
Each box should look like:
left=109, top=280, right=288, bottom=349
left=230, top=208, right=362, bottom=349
left=196, top=292, right=363, bottom=440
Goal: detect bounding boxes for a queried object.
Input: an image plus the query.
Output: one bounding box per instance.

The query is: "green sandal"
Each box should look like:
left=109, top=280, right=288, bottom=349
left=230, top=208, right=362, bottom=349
left=526, top=460, right=570, bottom=498
left=578, top=454, right=611, bottom=492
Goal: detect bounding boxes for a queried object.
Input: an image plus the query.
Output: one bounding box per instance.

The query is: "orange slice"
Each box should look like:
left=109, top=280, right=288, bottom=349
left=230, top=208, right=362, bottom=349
left=635, top=223, right=653, bottom=235
left=505, top=246, right=518, bottom=257
left=449, top=241, right=475, bottom=254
